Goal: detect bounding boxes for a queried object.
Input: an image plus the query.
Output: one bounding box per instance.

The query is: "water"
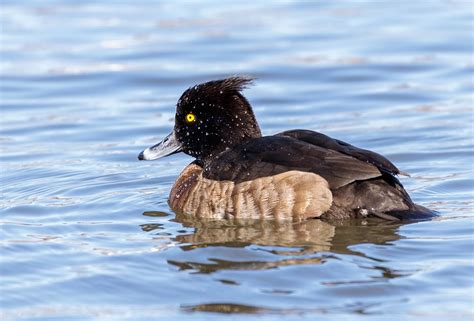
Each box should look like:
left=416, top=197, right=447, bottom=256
left=1, top=1, right=473, bottom=320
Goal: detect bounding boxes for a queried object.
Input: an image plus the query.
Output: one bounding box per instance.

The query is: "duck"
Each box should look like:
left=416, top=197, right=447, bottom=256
left=138, top=76, right=433, bottom=221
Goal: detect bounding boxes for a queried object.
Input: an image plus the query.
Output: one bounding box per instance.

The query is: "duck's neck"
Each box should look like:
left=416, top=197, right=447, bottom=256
left=201, top=122, right=262, bottom=166
left=200, top=95, right=262, bottom=165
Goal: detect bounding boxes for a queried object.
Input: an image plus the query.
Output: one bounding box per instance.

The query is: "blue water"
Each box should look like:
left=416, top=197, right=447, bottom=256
left=1, top=1, right=473, bottom=320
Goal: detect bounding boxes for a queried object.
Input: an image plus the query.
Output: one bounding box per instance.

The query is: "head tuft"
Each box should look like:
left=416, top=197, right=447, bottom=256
left=178, top=76, right=255, bottom=105
left=218, top=76, right=255, bottom=93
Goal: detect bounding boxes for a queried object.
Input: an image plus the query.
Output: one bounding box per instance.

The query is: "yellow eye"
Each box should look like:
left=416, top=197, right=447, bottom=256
left=185, top=113, right=196, bottom=123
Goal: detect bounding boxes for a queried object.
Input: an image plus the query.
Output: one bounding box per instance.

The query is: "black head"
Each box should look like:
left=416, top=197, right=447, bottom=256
left=175, top=76, right=262, bottom=160
left=138, top=76, right=262, bottom=163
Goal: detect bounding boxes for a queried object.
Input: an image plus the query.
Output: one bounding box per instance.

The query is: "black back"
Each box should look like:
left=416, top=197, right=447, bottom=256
left=203, top=130, right=397, bottom=190
left=277, top=129, right=401, bottom=176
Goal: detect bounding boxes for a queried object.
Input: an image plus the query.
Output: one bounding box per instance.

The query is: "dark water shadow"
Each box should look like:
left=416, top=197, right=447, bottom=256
left=172, top=213, right=405, bottom=253
left=154, top=213, right=410, bottom=315
left=141, top=212, right=407, bottom=271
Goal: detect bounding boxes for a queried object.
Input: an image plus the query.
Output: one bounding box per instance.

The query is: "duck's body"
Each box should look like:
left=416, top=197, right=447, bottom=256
left=139, top=76, right=433, bottom=221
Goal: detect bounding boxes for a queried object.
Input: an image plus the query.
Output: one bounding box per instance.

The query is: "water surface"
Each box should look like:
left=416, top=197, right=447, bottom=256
left=1, top=1, right=473, bottom=320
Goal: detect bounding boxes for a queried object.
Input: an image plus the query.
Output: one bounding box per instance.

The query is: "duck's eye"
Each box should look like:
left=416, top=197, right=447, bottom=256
left=185, top=113, right=196, bottom=123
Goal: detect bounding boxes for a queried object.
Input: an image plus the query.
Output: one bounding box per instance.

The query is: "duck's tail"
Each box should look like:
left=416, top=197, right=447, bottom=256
left=379, top=203, right=437, bottom=221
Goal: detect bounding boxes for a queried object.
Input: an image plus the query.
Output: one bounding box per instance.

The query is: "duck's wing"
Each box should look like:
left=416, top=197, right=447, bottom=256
left=203, top=135, right=383, bottom=189
left=277, top=129, right=402, bottom=176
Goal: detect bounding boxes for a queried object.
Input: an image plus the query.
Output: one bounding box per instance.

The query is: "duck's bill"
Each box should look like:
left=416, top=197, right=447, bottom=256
left=138, top=131, right=182, bottom=161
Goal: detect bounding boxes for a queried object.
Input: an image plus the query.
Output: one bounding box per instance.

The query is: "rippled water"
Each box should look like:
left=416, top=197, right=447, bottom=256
left=1, top=1, right=473, bottom=320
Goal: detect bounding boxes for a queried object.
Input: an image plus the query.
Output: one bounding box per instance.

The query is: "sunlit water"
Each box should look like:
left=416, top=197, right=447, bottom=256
left=1, top=1, right=473, bottom=320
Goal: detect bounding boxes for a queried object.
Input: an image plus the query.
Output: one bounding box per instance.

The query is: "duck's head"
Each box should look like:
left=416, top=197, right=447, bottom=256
left=138, top=76, right=262, bottom=164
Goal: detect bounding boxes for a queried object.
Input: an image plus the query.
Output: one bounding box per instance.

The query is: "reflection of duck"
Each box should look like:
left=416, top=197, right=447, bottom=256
left=175, top=216, right=336, bottom=251
left=168, top=218, right=329, bottom=273
left=139, top=76, right=433, bottom=221
left=161, top=214, right=404, bottom=273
